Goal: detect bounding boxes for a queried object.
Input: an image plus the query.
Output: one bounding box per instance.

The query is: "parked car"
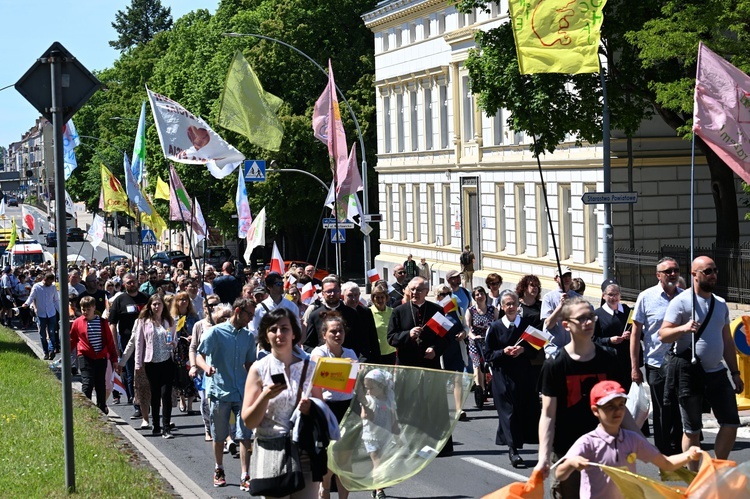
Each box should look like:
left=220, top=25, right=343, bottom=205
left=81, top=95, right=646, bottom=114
left=149, top=250, right=191, bottom=269
left=45, top=231, right=57, bottom=247
left=203, top=246, right=232, bottom=268
left=66, top=227, right=86, bottom=242
left=102, top=254, right=129, bottom=266
left=7, top=195, right=18, bottom=207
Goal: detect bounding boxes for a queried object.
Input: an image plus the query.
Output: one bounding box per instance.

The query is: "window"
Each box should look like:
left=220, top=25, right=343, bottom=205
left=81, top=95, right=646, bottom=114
left=386, top=184, right=393, bottom=239
left=440, top=85, right=449, bottom=148
left=514, top=185, right=526, bottom=255
left=382, top=31, right=389, bottom=52
left=495, top=184, right=506, bottom=251
left=558, top=184, right=572, bottom=260
left=437, top=14, right=445, bottom=35
left=424, top=87, right=433, bottom=150
left=410, top=90, right=418, bottom=152
left=395, top=27, right=402, bottom=48
left=423, top=18, right=431, bottom=38
left=442, top=184, right=452, bottom=246
left=396, top=93, right=405, bottom=153
left=427, top=184, right=435, bottom=243
left=383, top=95, right=391, bottom=153
left=493, top=109, right=503, bottom=145
left=535, top=184, right=549, bottom=258
left=462, top=75, right=474, bottom=141
left=399, top=184, right=407, bottom=240
left=409, top=23, right=417, bottom=43
left=412, top=185, right=421, bottom=242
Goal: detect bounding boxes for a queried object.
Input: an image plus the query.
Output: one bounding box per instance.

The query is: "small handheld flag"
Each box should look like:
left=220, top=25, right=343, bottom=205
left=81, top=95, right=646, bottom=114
left=300, top=282, right=315, bottom=304
left=113, top=371, right=127, bottom=397
left=312, top=357, right=358, bottom=394
left=366, top=268, right=380, bottom=283
left=520, top=325, right=553, bottom=350
left=425, top=311, right=454, bottom=338
left=438, top=295, right=458, bottom=315
left=269, top=241, right=285, bottom=274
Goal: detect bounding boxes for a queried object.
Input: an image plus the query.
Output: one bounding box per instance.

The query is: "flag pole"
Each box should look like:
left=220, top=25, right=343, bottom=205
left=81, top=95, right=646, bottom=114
left=689, top=44, right=702, bottom=365
left=600, top=58, right=613, bottom=281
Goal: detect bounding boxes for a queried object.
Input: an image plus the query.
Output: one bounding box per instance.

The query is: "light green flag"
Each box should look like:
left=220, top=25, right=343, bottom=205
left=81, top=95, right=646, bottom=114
left=218, top=51, right=284, bottom=151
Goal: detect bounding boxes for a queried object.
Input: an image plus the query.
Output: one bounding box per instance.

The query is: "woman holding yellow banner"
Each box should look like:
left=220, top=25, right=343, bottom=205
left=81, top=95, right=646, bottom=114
left=311, top=311, right=357, bottom=499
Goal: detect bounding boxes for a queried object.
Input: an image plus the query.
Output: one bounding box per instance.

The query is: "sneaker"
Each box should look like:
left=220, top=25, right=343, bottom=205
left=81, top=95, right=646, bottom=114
left=226, top=440, right=237, bottom=456
left=43, top=352, right=49, bottom=360
left=130, top=410, right=142, bottom=420
left=112, top=395, right=121, bottom=405
left=140, top=421, right=151, bottom=430
left=213, top=467, right=227, bottom=487
left=152, top=427, right=162, bottom=436
left=239, top=475, right=250, bottom=492
left=162, top=429, right=174, bottom=439
left=48, top=351, right=56, bottom=361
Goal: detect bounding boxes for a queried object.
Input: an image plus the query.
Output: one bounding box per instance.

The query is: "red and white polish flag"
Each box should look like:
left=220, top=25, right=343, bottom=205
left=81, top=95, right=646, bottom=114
left=300, top=282, right=315, bottom=304
left=366, top=268, right=381, bottom=283
left=425, top=311, right=454, bottom=338
left=520, top=325, right=554, bottom=350
left=113, top=371, right=128, bottom=396
left=269, top=241, right=285, bottom=274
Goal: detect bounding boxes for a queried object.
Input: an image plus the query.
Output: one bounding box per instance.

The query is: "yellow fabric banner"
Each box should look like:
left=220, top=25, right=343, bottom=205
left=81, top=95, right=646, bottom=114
left=593, top=463, right=685, bottom=498
left=311, top=357, right=357, bottom=394
left=100, top=164, right=133, bottom=215
left=154, top=176, right=171, bottom=201
left=508, top=0, right=607, bottom=74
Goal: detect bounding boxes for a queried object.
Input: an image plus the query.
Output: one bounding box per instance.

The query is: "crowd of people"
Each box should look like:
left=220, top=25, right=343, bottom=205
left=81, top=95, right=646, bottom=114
left=3, top=252, right=746, bottom=498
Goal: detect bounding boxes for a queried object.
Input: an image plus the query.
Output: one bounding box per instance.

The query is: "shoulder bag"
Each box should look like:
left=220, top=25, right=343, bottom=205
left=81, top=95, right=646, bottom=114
left=249, top=359, right=310, bottom=497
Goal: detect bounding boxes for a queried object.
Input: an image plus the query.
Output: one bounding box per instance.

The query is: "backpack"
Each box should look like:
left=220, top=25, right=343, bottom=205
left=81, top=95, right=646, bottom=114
left=460, top=251, right=471, bottom=266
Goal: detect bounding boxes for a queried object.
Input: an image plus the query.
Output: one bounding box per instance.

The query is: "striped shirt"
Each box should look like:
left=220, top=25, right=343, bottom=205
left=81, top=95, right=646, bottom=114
left=87, top=316, right=103, bottom=352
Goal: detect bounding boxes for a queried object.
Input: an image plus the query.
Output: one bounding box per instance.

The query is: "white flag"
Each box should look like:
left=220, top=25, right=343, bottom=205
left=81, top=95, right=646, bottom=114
left=64, top=190, right=75, bottom=215
left=236, top=170, right=253, bottom=238
left=88, top=214, right=105, bottom=249
left=62, top=119, right=80, bottom=180
left=243, top=207, right=266, bottom=264
left=0, top=197, right=5, bottom=216
left=147, top=87, right=245, bottom=179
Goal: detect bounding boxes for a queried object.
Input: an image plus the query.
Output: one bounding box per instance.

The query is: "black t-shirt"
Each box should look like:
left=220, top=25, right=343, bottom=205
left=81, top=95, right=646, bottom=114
left=78, top=289, right=107, bottom=316
left=108, top=291, right=149, bottom=339
left=538, top=344, right=618, bottom=454
left=212, top=274, right=242, bottom=305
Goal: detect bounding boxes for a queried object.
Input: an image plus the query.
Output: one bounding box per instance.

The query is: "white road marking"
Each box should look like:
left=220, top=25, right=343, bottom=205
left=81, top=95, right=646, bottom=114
left=462, top=456, right=528, bottom=482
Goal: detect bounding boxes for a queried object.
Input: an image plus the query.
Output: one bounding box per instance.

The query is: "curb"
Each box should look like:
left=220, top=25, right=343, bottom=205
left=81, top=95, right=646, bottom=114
left=14, top=327, right=210, bottom=499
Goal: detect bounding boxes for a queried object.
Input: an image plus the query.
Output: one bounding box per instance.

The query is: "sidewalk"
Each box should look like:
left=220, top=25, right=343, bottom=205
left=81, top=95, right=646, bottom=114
left=14, top=325, right=210, bottom=499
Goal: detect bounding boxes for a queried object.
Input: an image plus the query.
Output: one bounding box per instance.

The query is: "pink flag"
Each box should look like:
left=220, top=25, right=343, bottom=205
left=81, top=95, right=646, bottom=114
left=270, top=241, right=285, bottom=274
left=694, top=42, right=750, bottom=184
left=312, top=60, right=361, bottom=197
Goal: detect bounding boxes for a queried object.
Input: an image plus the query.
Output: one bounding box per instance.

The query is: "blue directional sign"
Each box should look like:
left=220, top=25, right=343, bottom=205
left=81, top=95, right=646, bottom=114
left=141, top=229, right=157, bottom=246
left=243, top=160, right=266, bottom=182
left=330, top=228, right=346, bottom=244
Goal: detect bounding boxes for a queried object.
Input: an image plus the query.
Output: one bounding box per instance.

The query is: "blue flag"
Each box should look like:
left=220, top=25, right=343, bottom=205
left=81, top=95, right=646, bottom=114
left=123, top=153, right=151, bottom=215
left=62, top=119, right=80, bottom=180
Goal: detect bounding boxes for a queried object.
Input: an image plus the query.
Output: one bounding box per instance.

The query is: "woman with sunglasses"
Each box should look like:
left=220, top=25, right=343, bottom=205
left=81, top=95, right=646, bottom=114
left=515, top=275, right=543, bottom=331
left=172, top=291, right=200, bottom=414
left=465, top=286, right=499, bottom=409
left=134, top=294, right=177, bottom=438
left=189, top=294, right=225, bottom=441
left=370, top=283, right=397, bottom=365
left=485, top=273, right=504, bottom=309
left=286, top=285, right=308, bottom=321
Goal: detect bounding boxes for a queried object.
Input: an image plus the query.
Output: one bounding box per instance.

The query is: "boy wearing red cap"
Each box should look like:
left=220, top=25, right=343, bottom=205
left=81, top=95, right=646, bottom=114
left=555, top=380, right=701, bottom=499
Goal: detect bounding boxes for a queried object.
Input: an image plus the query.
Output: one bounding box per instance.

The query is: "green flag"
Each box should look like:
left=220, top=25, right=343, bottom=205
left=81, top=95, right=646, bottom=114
left=218, top=51, right=284, bottom=151
left=8, top=218, right=17, bottom=250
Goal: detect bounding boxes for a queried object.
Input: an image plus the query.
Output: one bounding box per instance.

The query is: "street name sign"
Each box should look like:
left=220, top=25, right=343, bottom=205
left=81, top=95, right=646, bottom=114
left=323, top=217, right=355, bottom=229
left=581, top=192, right=638, bottom=205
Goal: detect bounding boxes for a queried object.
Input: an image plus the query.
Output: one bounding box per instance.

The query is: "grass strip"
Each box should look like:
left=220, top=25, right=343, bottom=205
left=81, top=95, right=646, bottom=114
left=0, top=327, right=174, bottom=498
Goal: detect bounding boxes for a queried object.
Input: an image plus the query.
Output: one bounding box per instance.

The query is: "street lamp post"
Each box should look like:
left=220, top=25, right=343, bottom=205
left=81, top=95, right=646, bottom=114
left=224, top=32, right=372, bottom=287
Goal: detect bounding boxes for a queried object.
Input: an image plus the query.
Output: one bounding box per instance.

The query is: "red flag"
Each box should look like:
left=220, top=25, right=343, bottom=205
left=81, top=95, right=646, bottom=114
left=425, top=311, right=454, bottom=337
left=300, top=282, right=315, bottom=304
left=366, top=268, right=380, bottom=283
left=270, top=241, right=285, bottom=274
left=22, top=206, right=36, bottom=233
left=520, top=326, right=554, bottom=350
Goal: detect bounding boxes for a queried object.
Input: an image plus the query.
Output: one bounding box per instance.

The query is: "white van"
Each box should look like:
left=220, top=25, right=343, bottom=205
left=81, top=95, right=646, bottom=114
left=2, top=240, right=52, bottom=267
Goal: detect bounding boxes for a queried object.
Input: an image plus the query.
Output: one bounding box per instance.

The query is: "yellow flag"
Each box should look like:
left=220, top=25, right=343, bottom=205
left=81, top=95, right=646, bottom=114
left=218, top=50, right=284, bottom=151
left=508, top=0, right=607, bottom=74
left=101, top=164, right=133, bottom=214
left=592, top=463, right=685, bottom=498
left=8, top=218, right=17, bottom=250
left=140, top=195, right=167, bottom=240
left=311, top=357, right=357, bottom=394
left=155, top=176, right=171, bottom=201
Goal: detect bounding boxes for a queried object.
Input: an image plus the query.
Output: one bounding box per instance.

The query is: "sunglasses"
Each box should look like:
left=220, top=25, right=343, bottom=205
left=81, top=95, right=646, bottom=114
left=658, top=267, right=680, bottom=275
left=696, top=267, right=718, bottom=276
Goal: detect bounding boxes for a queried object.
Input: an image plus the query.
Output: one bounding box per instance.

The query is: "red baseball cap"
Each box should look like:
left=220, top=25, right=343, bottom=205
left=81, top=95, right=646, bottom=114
left=590, top=380, right=627, bottom=407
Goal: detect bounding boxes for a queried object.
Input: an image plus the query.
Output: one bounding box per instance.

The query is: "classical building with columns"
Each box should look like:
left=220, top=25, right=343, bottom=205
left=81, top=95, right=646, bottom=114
left=362, top=0, right=749, bottom=294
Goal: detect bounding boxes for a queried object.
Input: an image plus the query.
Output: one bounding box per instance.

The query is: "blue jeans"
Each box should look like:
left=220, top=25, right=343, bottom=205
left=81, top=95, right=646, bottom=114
left=38, top=316, right=58, bottom=353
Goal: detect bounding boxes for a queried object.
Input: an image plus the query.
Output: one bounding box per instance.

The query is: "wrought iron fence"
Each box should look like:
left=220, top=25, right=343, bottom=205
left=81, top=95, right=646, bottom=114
left=614, top=243, right=750, bottom=304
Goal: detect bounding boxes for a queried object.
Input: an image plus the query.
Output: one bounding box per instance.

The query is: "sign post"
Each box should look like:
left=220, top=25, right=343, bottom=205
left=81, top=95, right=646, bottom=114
left=16, top=41, right=100, bottom=493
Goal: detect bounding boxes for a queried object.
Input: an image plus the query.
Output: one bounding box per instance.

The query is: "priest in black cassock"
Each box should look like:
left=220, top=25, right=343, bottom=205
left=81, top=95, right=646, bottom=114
left=387, top=276, right=453, bottom=455
left=485, top=290, right=540, bottom=469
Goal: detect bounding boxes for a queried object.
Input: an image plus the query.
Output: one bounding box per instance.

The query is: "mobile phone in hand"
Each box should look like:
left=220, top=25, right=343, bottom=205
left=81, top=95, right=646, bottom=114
left=271, top=373, right=287, bottom=386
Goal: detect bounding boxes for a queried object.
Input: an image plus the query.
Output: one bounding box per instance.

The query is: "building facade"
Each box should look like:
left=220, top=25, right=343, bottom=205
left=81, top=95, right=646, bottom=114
left=362, top=0, right=750, bottom=293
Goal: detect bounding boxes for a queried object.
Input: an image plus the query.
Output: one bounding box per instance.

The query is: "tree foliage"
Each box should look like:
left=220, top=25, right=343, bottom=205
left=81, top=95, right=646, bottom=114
left=73, top=0, right=378, bottom=265
left=457, top=0, right=745, bottom=246
left=110, top=0, right=173, bottom=51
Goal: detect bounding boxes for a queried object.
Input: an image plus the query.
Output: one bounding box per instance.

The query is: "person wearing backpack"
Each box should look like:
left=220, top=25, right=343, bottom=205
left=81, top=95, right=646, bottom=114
left=460, top=246, right=475, bottom=289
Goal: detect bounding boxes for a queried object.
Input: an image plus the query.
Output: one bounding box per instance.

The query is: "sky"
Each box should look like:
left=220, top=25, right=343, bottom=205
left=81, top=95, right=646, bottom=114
left=0, top=0, right=219, bottom=149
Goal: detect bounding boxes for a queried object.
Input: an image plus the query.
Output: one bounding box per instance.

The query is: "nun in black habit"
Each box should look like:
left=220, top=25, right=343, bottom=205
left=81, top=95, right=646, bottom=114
left=484, top=290, right=540, bottom=469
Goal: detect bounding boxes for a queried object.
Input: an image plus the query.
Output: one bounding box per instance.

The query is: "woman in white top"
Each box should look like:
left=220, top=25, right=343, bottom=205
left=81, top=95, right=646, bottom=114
left=242, top=307, right=323, bottom=499
left=134, top=294, right=177, bottom=439
left=310, top=311, right=356, bottom=499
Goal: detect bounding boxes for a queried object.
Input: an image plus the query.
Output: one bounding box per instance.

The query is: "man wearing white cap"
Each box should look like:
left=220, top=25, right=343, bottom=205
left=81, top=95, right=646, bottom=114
left=540, top=266, right=580, bottom=357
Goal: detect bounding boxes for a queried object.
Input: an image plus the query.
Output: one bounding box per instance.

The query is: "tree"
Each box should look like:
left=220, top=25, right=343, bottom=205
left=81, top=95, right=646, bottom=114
left=110, top=0, right=173, bottom=51
left=457, top=0, right=743, bottom=247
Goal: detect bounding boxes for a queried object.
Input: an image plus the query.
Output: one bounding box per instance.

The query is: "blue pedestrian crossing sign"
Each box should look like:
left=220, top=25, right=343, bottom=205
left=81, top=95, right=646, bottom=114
left=330, top=228, right=346, bottom=244
left=141, top=229, right=157, bottom=246
left=243, top=160, right=266, bottom=182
